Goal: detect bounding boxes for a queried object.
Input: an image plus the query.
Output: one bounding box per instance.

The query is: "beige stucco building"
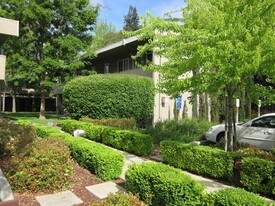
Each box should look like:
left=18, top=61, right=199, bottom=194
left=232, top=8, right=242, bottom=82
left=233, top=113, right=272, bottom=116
left=0, top=17, right=19, bottom=83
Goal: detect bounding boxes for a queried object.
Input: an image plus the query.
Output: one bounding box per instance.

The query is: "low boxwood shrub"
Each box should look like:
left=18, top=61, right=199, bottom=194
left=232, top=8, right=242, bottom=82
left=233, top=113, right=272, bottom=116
left=90, top=192, right=146, bottom=206
left=61, top=119, right=153, bottom=156
left=64, top=136, right=124, bottom=181
left=125, top=162, right=205, bottom=206
left=144, top=118, right=214, bottom=144
left=61, top=119, right=104, bottom=141
left=31, top=122, right=124, bottom=181
left=210, top=188, right=270, bottom=206
left=6, top=137, right=73, bottom=192
left=240, top=157, right=275, bottom=196
left=161, top=141, right=234, bottom=180
left=102, top=128, right=153, bottom=156
left=80, top=117, right=137, bottom=129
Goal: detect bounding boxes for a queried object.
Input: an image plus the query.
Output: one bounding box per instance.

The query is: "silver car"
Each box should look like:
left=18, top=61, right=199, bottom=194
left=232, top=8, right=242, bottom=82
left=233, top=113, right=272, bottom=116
left=206, top=113, right=275, bottom=150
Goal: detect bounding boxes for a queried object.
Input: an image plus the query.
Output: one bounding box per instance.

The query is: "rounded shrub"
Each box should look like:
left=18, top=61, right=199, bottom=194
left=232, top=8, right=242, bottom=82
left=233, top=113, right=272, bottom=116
left=125, top=162, right=205, bottom=206
left=63, top=74, right=155, bottom=127
left=210, top=188, right=270, bottom=206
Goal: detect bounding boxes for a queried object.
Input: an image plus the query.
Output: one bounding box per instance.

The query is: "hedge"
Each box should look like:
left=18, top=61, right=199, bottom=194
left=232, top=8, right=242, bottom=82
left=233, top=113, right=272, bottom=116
left=62, top=136, right=124, bottom=181
left=61, top=119, right=153, bottom=156
left=209, top=188, right=270, bottom=206
left=80, top=117, right=137, bottom=130
left=28, top=123, right=124, bottom=181
left=63, top=74, right=155, bottom=127
left=160, top=140, right=233, bottom=180
left=125, top=162, right=206, bottom=206
left=240, top=157, right=275, bottom=196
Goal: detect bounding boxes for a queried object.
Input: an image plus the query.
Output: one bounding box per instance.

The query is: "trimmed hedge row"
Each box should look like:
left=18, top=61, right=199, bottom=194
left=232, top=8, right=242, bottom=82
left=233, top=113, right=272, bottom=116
left=160, top=141, right=233, bottom=180
left=61, top=119, right=153, bottom=156
left=161, top=140, right=275, bottom=197
left=80, top=117, right=137, bottom=129
left=210, top=188, right=270, bottom=206
left=29, top=123, right=124, bottom=181
left=125, top=162, right=271, bottom=206
left=240, top=157, right=275, bottom=196
left=125, top=162, right=206, bottom=206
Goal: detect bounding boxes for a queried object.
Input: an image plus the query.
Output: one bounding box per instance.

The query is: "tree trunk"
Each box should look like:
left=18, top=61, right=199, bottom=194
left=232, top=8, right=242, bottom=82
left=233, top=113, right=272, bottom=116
left=39, top=73, right=46, bottom=119
left=226, top=87, right=235, bottom=152
left=12, top=91, right=16, bottom=113
left=199, top=94, right=204, bottom=120
left=210, top=95, right=219, bottom=122
left=192, top=94, right=198, bottom=119
left=205, top=93, right=209, bottom=121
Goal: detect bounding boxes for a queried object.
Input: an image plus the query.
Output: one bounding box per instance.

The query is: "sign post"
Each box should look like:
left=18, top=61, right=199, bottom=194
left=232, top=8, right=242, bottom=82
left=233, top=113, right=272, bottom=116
left=176, top=96, right=182, bottom=120
left=258, top=100, right=261, bottom=117
left=236, top=99, right=240, bottom=123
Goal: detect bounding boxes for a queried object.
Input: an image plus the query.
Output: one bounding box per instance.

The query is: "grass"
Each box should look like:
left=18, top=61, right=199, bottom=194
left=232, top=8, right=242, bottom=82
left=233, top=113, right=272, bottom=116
left=2, top=112, right=66, bottom=125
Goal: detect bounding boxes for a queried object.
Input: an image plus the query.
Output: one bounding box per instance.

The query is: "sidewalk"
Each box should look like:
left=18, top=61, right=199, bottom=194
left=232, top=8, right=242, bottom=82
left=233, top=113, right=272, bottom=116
left=2, top=151, right=274, bottom=205
left=34, top=152, right=234, bottom=206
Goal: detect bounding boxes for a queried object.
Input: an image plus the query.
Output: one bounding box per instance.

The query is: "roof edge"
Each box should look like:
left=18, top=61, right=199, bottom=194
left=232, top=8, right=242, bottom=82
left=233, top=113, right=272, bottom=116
left=96, top=36, right=138, bottom=54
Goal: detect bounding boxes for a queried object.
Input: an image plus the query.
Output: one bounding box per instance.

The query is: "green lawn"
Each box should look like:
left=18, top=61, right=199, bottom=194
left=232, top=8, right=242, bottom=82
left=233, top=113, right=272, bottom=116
left=2, top=112, right=65, bottom=125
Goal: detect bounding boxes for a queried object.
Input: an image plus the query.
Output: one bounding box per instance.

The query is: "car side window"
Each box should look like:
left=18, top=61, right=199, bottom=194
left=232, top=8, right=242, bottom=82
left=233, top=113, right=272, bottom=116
left=251, top=116, right=275, bottom=128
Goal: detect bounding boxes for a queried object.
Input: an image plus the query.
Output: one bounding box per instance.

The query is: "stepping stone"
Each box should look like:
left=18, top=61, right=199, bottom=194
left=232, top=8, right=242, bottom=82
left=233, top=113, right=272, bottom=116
left=86, top=181, right=125, bottom=199
left=36, top=191, right=83, bottom=206
left=0, top=169, right=14, bottom=201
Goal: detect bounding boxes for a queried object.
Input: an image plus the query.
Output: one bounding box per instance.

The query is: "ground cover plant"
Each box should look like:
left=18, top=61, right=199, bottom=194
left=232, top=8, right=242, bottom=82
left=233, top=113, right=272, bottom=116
left=90, top=192, right=147, bottom=206
left=144, top=118, right=214, bottom=144
left=5, top=137, right=73, bottom=192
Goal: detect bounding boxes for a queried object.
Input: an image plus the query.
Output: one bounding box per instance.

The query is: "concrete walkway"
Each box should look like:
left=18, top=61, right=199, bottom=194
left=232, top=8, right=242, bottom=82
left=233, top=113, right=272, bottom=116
left=0, top=169, right=14, bottom=201
left=2, top=151, right=273, bottom=205
left=34, top=152, right=234, bottom=206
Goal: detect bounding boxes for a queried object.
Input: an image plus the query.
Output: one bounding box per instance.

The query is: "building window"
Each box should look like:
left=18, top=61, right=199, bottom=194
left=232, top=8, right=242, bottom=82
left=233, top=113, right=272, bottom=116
left=134, top=52, right=153, bottom=69
left=104, top=63, right=109, bottom=74
left=118, top=59, right=130, bottom=72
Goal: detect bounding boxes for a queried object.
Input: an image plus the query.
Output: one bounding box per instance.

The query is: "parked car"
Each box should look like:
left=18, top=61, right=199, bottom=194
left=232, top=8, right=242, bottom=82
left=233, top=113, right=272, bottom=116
left=206, top=113, right=275, bottom=150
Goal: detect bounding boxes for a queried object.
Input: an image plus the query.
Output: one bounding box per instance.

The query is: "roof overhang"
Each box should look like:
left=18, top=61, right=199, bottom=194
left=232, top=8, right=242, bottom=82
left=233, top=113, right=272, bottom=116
left=95, top=36, right=146, bottom=60
left=0, top=17, right=19, bottom=47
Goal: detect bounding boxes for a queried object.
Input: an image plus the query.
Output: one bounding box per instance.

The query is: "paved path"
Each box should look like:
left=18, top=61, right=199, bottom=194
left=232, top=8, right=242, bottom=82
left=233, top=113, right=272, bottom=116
left=34, top=152, right=233, bottom=206
left=2, top=150, right=274, bottom=205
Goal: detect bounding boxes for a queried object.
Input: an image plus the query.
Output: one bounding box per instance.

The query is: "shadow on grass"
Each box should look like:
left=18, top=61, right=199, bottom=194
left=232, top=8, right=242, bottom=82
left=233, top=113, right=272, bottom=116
left=1, top=112, right=66, bottom=125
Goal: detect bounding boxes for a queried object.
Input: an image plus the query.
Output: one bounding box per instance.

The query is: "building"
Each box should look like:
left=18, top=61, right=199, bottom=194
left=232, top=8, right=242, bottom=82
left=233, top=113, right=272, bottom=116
left=89, top=36, right=193, bottom=123
left=0, top=17, right=19, bottom=84
left=0, top=17, right=19, bottom=111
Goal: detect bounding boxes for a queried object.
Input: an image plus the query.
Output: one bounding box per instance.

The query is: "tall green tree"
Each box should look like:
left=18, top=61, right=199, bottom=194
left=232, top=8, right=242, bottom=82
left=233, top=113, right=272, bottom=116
left=123, top=5, right=140, bottom=31
left=0, top=0, right=99, bottom=118
left=94, top=20, right=124, bottom=48
left=128, top=0, right=275, bottom=151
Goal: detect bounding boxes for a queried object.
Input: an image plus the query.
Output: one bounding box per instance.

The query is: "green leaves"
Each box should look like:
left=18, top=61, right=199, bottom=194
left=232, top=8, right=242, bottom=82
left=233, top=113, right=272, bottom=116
left=63, top=74, right=155, bottom=127
left=130, top=0, right=275, bottom=102
left=1, top=0, right=99, bottom=112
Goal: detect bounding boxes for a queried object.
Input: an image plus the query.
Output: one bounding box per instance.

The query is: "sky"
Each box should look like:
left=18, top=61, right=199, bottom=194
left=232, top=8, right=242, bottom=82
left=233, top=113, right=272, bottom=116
left=90, top=0, right=187, bottom=30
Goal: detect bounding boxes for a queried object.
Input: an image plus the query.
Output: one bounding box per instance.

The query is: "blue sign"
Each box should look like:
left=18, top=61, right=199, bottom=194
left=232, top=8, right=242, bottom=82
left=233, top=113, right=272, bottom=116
left=176, top=96, right=182, bottom=110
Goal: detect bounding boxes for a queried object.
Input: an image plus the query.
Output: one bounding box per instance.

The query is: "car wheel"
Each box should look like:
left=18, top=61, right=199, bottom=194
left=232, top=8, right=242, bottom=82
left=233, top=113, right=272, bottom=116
left=217, top=132, right=225, bottom=142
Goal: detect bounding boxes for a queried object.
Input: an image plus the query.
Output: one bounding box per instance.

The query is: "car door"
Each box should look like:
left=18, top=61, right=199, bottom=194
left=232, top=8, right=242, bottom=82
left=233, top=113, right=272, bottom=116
left=238, top=116, right=275, bottom=150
